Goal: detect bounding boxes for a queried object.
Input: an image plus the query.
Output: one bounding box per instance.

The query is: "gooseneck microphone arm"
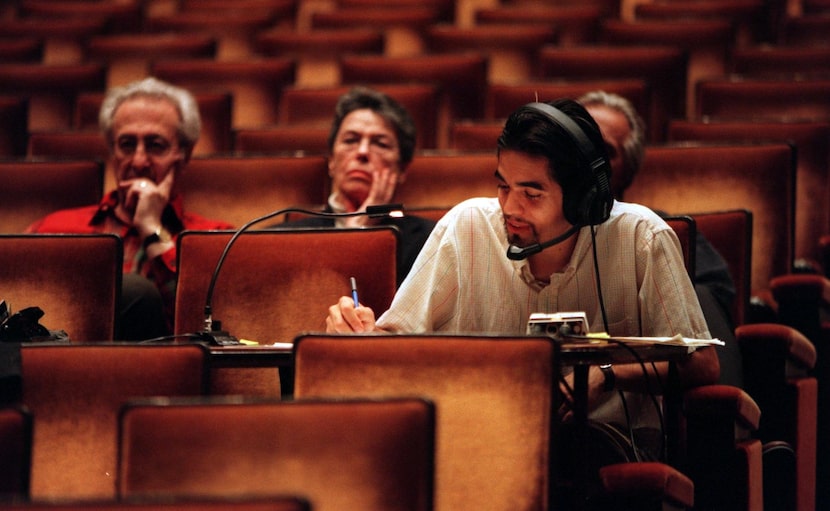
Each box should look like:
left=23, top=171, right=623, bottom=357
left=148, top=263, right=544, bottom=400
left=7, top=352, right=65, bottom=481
left=505, top=224, right=580, bottom=261
left=199, top=203, right=404, bottom=345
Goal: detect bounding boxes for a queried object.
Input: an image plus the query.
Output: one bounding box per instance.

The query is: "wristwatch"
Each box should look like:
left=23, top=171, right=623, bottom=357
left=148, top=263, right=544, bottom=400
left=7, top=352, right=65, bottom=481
left=142, top=227, right=171, bottom=250
left=599, top=364, right=615, bottom=392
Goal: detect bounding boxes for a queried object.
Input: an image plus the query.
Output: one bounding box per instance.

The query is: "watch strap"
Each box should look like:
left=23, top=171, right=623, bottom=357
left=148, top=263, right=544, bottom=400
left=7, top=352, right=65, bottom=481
left=142, top=228, right=171, bottom=250
left=600, top=364, right=615, bottom=392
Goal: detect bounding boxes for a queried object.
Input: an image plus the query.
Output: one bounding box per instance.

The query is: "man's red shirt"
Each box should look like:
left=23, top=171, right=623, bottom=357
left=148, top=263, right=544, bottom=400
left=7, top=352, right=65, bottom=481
left=26, top=191, right=234, bottom=332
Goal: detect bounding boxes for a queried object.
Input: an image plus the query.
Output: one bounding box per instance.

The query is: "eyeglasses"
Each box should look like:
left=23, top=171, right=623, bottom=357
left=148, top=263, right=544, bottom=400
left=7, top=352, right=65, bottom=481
left=114, top=135, right=178, bottom=159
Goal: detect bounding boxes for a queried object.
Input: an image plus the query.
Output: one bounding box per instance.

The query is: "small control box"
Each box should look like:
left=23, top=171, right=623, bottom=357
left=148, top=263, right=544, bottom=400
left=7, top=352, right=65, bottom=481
left=526, top=312, right=590, bottom=340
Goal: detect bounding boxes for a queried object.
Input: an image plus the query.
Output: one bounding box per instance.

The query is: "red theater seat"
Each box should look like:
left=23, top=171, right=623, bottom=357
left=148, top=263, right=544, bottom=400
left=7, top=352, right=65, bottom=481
left=21, top=344, right=208, bottom=499
left=627, top=142, right=795, bottom=295
left=537, top=45, right=687, bottom=142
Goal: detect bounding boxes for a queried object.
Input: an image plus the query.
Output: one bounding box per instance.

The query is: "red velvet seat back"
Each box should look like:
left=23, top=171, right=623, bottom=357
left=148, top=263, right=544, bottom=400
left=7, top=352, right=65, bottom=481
left=696, top=78, right=830, bottom=121
left=294, top=334, right=557, bottom=511
left=0, top=63, right=106, bottom=130
left=736, top=323, right=817, bottom=511
left=118, top=397, right=435, bottom=511
left=0, top=160, right=104, bottom=234
left=485, top=79, right=649, bottom=122
left=174, top=228, right=398, bottom=345
left=394, top=151, right=497, bottom=209
left=668, top=119, right=830, bottom=265
left=179, top=154, right=329, bottom=228
left=475, top=5, right=604, bottom=45
left=0, top=406, right=32, bottom=499
left=22, top=344, right=208, bottom=500
left=537, top=45, right=687, bottom=142
left=693, top=209, right=753, bottom=326
left=151, top=58, right=296, bottom=128
left=627, top=142, right=794, bottom=295
left=234, top=125, right=330, bottom=155
left=0, top=234, right=120, bottom=341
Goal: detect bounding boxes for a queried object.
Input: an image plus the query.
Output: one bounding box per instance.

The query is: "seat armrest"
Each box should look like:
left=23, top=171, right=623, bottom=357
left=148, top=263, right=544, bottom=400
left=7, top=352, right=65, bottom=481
left=599, top=462, right=694, bottom=508
left=736, top=323, right=817, bottom=371
left=771, top=274, right=830, bottom=306
left=684, top=384, right=761, bottom=433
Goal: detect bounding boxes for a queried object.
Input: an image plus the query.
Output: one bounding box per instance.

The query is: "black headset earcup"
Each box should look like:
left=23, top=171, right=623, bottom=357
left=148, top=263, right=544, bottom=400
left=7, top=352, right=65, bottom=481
left=585, top=163, right=613, bottom=226
left=578, top=186, right=599, bottom=226
left=563, top=185, right=592, bottom=226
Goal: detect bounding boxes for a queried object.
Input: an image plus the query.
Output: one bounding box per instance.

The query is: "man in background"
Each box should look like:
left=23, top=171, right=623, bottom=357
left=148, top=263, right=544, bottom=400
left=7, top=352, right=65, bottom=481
left=27, top=77, right=233, bottom=340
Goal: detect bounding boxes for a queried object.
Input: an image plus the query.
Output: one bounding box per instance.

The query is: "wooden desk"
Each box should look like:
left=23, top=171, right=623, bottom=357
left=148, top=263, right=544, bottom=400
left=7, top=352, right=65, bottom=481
left=206, top=343, right=292, bottom=397
left=206, top=338, right=693, bottom=395
left=559, top=340, right=694, bottom=437
left=207, top=339, right=691, bottom=368
left=207, top=343, right=292, bottom=369
left=70, top=342, right=688, bottom=509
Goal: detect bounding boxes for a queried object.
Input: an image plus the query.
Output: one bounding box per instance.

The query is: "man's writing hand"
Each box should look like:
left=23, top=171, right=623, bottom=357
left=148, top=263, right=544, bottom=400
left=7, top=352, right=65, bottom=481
left=326, top=295, right=377, bottom=333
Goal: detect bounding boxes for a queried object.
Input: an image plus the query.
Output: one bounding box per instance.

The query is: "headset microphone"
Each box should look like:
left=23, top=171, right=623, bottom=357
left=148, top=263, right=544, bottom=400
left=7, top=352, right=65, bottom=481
left=506, top=224, right=579, bottom=260
left=504, top=102, right=613, bottom=262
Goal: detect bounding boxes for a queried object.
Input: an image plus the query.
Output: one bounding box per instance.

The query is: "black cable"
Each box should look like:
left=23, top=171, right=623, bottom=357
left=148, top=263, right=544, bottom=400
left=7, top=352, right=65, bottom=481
left=589, top=223, right=668, bottom=461
left=138, top=333, right=202, bottom=344
left=589, top=225, right=609, bottom=333
left=590, top=224, right=650, bottom=459
left=650, top=361, right=667, bottom=395
left=559, top=373, right=575, bottom=413
left=605, top=337, right=668, bottom=462
left=616, top=388, right=643, bottom=462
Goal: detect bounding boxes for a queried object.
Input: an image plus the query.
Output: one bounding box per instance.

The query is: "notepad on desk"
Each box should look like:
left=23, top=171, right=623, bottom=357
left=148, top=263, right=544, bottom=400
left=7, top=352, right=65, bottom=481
left=562, top=333, right=724, bottom=355
left=589, top=333, right=724, bottom=347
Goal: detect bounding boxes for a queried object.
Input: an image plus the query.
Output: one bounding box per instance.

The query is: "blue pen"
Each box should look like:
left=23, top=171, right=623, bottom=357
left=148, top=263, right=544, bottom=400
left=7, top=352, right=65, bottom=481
left=350, top=277, right=359, bottom=307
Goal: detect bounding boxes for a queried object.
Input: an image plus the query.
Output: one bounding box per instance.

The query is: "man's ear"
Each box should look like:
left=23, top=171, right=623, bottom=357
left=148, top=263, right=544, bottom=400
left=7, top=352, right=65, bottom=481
left=181, top=146, right=194, bottom=165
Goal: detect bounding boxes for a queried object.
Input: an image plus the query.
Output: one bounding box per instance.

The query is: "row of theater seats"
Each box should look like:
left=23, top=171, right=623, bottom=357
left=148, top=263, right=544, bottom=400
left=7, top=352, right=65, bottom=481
left=2, top=160, right=811, bottom=508
left=1, top=0, right=829, bottom=138
left=0, top=155, right=820, bottom=508
left=0, top=187, right=816, bottom=507
left=8, top=68, right=830, bottom=148
left=1, top=0, right=828, bottom=276
left=0, top=0, right=769, bottom=66
left=0, top=138, right=799, bottom=310
left=2, top=0, right=829, bottom=509
left=1, top=0, right=827, bottom=281
left=3, top=43, right=830, bottom=144
left=0, top=220, right=818, bottom=510
left=0, top=332, right=787, bottom=511
left=693, top=223, right=830, bottom=511
left=0, top=226, right=816, bottom=505
left=750, top=241, right=830, bottom=511
left=5, top=75, right=826, bottom=279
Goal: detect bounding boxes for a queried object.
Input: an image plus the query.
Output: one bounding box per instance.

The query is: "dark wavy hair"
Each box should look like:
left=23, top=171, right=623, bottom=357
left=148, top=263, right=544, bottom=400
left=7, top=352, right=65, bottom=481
left=497, top=98, right=612, bottom=225
left=328, top=86, right=417, bottom=169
